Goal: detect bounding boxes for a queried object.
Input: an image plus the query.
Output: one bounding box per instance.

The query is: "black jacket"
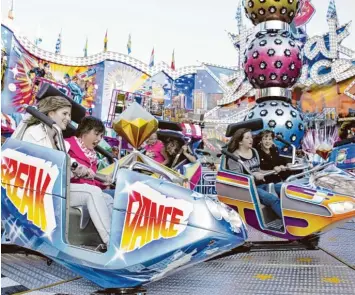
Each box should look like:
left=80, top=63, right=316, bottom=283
left=256, top=146, right=288, bottom=183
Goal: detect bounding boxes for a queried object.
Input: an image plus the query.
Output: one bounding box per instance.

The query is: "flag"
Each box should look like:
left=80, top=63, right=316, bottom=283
left=327, top=0, right=338, bottom=25
left=104, top=29, right=108, bottom=52
left=84, top=37, right=88, bottom=57
left=34, top=26, right=42, bottom=46
left=149, top=48, right=154, bottom=67
left=171, top=50, right=175, bottom=70
left=235, top=0, right=243, bottom=32
left=34, top=37, right=42, bottom=46
left=8, top=0, right=14, bottom=20
left=55, top=31, right=61, bottom=54
left=127, top=34, right=132, bottom=54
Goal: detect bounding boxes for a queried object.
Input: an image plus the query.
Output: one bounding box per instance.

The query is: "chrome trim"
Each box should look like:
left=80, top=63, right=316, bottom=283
left=128, top=161, right=176, bottom=182
left=286, top=162, right=334, bottom=182
left=256, top=87, right=292, bottom=100
left=258, top=20, right=291, bottom=33
left=291, top=144, right=296, bottom=164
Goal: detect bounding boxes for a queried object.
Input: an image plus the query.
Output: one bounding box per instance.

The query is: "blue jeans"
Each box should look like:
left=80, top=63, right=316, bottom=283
left=103, top=189, right=115, bottom=198
left=256, top=183, right=282, bottom=218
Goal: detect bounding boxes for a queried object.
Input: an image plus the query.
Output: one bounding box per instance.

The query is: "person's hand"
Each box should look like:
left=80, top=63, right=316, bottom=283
left=253, top=172, right=265, bottom=181
left=82, top=168, right=95, bottom=179
left=72, top=164, right=89, bottom=178
left=182, top=145, right=188, bottom=153
left=273, top=166, right=282, bottom=173
left=146, top=151, right=155, bottom=158
left=103, top=174, right=113, bottom=186
left=286, top=163, right=293, bottom=169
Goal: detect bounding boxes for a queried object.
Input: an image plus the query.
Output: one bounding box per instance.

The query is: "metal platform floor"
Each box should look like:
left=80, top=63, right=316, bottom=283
left=2, top=221, right=355, bottom=295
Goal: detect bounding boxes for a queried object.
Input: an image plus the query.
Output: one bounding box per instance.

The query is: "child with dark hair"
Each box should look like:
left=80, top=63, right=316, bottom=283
left=65, top=116, right=111, bottom=190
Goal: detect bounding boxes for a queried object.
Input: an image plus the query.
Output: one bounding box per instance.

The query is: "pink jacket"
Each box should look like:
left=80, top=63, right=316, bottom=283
left=145, top=140, right=165, bottom=163
left=65, top=136, right=104, bottom=188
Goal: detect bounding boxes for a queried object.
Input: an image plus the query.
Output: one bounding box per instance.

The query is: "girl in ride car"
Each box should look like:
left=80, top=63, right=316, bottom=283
left=20, top=96, right=112, bottom=249
left=65, top=116, right=115, bottom=197
left=226, top=128, right=282, bottom=218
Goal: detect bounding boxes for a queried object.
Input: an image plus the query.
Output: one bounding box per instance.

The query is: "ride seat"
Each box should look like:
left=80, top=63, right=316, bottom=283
left=11, top=121, right=29, bottom=141
left=68, top=206, right=102, bottom=246
left=72, top=205, right=90, bottom=229
left=256, top=183, right=279, bottom=224
left=259, top=203, right=279, bottom=224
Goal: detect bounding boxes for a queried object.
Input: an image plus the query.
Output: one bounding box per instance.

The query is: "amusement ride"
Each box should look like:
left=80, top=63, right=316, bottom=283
left=1, top=0, right=355, bottom=294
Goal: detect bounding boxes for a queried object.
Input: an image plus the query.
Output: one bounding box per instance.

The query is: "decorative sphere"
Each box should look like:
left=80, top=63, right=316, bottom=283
left=244, top=31, right=302, bottom=89
left=244, top=0, right=301, bottom=25
left=245, top=100, right=305, bottom=151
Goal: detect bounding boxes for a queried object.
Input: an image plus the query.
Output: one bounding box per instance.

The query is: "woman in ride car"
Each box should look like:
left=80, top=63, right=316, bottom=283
left=255, top=130, right=291, bottom=183
left=144, top=132, right=169, bottom=165
left=226, top=128, right=282, bottom=218
left=164, top=138, right=197, bottom=169
left=20, top=96, right=112, bottom=249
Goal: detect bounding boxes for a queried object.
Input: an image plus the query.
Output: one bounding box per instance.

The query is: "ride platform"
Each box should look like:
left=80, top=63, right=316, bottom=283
left=2, top=221, right=355, bottom=295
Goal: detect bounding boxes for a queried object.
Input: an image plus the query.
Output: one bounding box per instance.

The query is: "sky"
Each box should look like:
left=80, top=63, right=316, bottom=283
left=1, top=0, right=355, bottom=68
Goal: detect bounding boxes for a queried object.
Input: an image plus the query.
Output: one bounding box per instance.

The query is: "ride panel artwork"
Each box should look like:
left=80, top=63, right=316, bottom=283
left=1, top=140, right=67, bottom=246
left=2, top=28, right=104, bottom=116
left=102, top=61, right=149, bottom=121
left=172, top=74, right=195, bottom=110
left=329, top=143, right=355, bottom=173
left=1, top=136, right=247, bottom=289
left=137, top=72, right=174, bottom=117
left=217, top=159, right=355, bottom=241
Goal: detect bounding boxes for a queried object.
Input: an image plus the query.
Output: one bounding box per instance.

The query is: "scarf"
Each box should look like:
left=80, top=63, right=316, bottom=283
left=75, top=136, right=98, bottom=165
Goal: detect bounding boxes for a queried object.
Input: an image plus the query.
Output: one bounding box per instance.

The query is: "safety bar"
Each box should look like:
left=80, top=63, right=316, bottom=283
left=72, top=162, right=109, bottom=183
left=275, top=135, right=296, bottom=164
left=95, top=145, right=115, bottom=164
left=128, top=161, right=176, bottom=182
left=286, top=162, right=334, bottom=182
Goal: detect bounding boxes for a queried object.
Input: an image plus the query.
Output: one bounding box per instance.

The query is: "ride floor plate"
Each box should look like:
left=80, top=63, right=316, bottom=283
left=319, top=223, right=355, bottom=268
left=2, top=225, right=355, bottom=295
left=246, top=225, right=287, bottom=242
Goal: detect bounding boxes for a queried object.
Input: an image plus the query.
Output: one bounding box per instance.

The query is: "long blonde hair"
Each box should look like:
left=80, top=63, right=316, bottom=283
left=26, top=96, right=72, bottom=126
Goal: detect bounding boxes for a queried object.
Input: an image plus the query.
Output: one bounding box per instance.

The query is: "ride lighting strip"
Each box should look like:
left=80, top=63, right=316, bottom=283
left=285, top=185, right=325, bottom=204
left=4, top=24, right=197, bottom=79
left=216, top=171, right=250, bottom=189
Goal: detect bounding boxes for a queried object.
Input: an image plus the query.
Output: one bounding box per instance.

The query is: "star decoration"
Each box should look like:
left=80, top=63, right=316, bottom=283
left=105, top=245, right=127, bottom=266
left=41, top=228, right=55, bottom=243
left=10, top=65, right=19, bottom=79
